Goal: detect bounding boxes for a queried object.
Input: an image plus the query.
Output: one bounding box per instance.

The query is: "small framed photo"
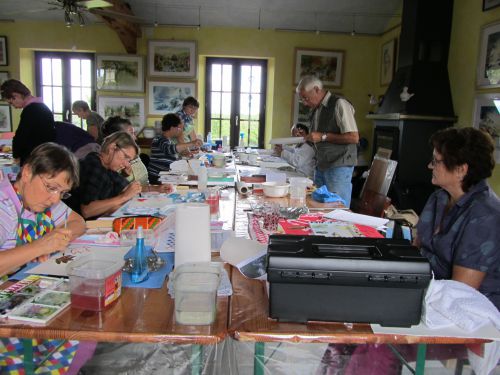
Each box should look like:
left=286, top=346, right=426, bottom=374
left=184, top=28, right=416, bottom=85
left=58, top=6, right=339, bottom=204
left=483, top=0, right=500, bottom=11
left=477, top=21, right=500, bottom=88
left=0, top=71, right=9, bottom=85
left=97, top=96, right=145, bottom=130
left=96, top=54, right=144, bottom=92
left=292, top=92, right=311, bottom=126
left=472, top=93, right=500, bottom=163
left=294, top=48, right=344, bottom=87
left=0, top=104, right=12, bottom=132
left=0, top=36, right=7, bottom=66
left=380, top=38, right=397, bottom=86
left=148, top=81, right=196, bottom=115
left=148, top=40, right=197, bottom=78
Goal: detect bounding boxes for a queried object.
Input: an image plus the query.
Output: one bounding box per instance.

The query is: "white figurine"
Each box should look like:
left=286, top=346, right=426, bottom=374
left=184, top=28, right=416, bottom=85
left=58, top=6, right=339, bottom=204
left=400, top=86, right=414, bottom=102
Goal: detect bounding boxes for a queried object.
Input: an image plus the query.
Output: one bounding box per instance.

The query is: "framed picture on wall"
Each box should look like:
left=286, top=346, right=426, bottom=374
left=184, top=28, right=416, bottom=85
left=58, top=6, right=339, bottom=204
left=96, top=54, right=144, bottom=92
left=292, top=92, right=311, bottom=126
left=294, top=48, right=344, bottom=87
left=477, top=21, right=500, bottom=88
left=0, top=71, right=8, bottom=85
left=0, top=104, right=12, bottom=132
left=0, top=36, right=7, bottom=66
left=473, top=93, right=500, bottom=163
left=380, top=38, right=396, bottom=86
left=97, top=96, right=145, bottom=129
left=148, top=40, right=197, bottom=78
left=483, top=0, right=500, bottom=11
left=148, top=81, right=196, bottom=115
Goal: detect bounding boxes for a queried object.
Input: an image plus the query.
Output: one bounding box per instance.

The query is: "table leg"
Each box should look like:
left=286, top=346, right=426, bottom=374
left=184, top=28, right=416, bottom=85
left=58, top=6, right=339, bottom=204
left=191, top=344, right=203, bottom=375
left=254, top=342, right=265, bottom=375
left=415, top=343, right=427, bottom=375
left=22, top=338, right=34, bottom=375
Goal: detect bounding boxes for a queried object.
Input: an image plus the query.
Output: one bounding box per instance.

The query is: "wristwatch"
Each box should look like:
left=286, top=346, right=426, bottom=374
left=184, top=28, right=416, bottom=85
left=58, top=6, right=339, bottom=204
left=321, top=133, right=328, bottom=142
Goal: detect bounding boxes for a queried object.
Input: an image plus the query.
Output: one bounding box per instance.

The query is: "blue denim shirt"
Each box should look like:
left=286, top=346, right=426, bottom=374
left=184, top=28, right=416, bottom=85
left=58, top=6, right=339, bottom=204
left=417, top=180, right=500, bottom=309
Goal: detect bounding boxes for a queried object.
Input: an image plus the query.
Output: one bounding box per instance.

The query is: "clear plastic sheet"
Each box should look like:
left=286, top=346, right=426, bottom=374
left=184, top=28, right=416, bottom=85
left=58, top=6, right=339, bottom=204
left=77, top=339, right=500, bottom=374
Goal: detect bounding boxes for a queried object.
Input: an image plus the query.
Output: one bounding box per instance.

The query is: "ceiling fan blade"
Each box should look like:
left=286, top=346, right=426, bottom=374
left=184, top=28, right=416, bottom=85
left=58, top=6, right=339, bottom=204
left=77, top=0, right=112, bottom=9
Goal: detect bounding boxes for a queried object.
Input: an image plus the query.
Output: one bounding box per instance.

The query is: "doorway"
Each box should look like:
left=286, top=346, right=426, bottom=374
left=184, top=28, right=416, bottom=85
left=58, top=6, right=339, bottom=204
left=205, top=57, right=267, bottom=148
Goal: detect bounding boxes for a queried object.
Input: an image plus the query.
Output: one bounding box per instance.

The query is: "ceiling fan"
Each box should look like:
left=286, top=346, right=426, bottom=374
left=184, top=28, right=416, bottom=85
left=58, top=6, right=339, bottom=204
left=47, top=0, right=113, bottom=27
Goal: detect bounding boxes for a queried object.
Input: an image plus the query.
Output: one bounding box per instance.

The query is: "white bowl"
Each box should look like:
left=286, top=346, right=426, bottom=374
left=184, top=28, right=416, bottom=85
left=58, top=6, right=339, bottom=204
left=262, top=182, right=290, bottom=198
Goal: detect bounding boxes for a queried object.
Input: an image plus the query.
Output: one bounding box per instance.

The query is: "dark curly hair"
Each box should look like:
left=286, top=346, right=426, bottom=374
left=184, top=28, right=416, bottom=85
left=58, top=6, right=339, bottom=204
left=430, top=127, right=495, bottom=192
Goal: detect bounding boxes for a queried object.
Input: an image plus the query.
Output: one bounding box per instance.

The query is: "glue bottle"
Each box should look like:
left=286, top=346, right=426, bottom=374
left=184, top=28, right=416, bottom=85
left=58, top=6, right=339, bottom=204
left=131, top=226, right=149, bottom=283
left=239, top=132, right=245, bottom=148
left=206, top=132, right=212, bottom=150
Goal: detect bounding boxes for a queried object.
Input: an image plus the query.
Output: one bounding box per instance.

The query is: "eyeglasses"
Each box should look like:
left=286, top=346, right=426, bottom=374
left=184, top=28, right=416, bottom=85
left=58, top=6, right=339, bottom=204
left=39, top=176, right=71, bottom=199
left=430, top=156, right=445, bottom=167
left=117, top=147, right=133, bottom=163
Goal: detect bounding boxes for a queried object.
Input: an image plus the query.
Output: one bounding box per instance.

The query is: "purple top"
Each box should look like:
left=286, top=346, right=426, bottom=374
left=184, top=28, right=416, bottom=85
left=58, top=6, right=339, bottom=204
left=417, top=179, right=500, bottom=309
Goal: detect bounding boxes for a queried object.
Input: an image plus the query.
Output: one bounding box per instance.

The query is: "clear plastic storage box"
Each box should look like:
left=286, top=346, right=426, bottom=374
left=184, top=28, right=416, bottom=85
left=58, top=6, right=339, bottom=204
left=172, top=262, right=221, bottom=325
left=67, top=253, right=124, bottom=311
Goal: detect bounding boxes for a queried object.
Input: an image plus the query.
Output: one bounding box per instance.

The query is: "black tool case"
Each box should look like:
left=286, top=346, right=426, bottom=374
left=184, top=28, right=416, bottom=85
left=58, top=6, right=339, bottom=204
left=267, top=235, right=431, bottom=327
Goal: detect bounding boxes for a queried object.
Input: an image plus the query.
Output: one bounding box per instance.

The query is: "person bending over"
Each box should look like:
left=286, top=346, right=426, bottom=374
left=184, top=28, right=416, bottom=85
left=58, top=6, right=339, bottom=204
left=69, top=131, right=142, bottom=219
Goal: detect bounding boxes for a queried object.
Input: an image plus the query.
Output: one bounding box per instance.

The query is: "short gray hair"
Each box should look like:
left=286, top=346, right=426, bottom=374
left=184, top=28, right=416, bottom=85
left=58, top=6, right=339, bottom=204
left=24, top=142, right=79, bottom=188
left=296, top=75, right=323, bottom=93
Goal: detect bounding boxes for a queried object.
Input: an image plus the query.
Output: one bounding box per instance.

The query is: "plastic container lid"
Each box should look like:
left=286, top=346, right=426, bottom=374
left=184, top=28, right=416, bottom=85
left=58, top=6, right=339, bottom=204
left=67, top=253, right=124, bottom=280
left=172, top=262, right=221, bottom=293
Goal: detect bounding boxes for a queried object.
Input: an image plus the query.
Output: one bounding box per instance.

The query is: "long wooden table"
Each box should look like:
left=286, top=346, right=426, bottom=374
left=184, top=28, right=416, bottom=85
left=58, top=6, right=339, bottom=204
left=229, top=187, right=491, bottom=375
left=0, top=176, right=493, bottom=375
left=0, top=189, right=237, bottom=374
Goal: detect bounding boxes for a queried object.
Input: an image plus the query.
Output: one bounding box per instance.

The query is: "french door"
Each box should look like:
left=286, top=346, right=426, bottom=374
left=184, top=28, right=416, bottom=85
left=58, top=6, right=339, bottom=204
left=205, top=57, right=267, bottom=148
left=35, top=51, right=95, bottom=128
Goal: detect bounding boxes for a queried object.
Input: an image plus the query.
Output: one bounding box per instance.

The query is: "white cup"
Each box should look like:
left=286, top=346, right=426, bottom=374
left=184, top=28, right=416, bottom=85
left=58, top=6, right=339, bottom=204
left=239, top=152, right=249, bottom=162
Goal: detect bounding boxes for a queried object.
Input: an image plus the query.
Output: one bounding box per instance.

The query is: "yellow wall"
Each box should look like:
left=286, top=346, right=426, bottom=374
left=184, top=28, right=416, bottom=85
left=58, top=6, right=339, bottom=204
left=448, top=0, right=500, bottom=193
left=0, top=21, right=379, bottom=157
left=0, top=0, right=499, bottom=194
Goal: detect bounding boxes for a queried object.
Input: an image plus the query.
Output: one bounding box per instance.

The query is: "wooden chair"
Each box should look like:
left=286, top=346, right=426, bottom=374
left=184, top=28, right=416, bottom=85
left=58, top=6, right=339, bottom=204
left=352, top=188, right=392, bottom=218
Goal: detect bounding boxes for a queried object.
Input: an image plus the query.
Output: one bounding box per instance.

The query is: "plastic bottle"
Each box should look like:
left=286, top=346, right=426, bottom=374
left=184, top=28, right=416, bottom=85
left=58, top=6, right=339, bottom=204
left=131, top=226, right=149, bottom=283
left=198, top=162, right=208, bottom=192
left=206, top=132, right=212, bottom=150
left=239, top=132, right=245, bottom=148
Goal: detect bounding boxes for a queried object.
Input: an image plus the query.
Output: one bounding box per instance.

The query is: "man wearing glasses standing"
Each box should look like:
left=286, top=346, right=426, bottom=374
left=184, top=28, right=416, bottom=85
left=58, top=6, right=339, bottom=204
left=0, top=79, right=56, bottom=166
left=296, top=75, right=359, bottom=207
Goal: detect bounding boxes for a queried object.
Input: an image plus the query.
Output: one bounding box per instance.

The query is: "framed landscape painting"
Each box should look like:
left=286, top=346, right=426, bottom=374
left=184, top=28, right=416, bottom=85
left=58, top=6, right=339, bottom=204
left=473, top=93, right=500, bottom=163
left=97, top=96, right=145, bottom=129
left=96, top=54, right=144, bottom=92
left=0, top=104, right=12, bottom=132
left=477, top=21, right=500, bottom=88
left=0, top=36, right=7, bottom=66
left=148, top=81, right=196, bottom=115
left=148, top=40, right=197, bottom=78
left=294, top=48, right=344, bottom=87
left=380, top=38, right=396, bottom=86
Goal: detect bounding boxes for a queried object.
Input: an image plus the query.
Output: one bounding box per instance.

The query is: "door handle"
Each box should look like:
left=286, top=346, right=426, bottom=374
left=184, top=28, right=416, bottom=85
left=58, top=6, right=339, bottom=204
left=65, top=109, right=70, bottom=122
left=235, top=115, right=239, bottom=128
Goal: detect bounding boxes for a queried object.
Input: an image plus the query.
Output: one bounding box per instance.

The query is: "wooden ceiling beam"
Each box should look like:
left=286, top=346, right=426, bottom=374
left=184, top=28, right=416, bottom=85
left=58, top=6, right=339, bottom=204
left=89, top=0, right=141, bottom=54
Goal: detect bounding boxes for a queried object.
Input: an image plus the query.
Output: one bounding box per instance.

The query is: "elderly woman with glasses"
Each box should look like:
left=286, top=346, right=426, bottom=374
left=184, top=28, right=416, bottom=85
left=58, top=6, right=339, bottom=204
left=69, top=131, right=142, bottom=219
left=0, top=143, right=94, bottom=375
left=415, top=126, right=500, bottom=306
left=0, top=142, right=85, bottom=275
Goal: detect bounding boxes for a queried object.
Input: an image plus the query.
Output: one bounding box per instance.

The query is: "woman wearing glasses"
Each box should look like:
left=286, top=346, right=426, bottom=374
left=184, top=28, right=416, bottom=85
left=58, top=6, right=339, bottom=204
left=0, top=143, right=94, bottom=374
left=415, top=126, right=500, bottom=307
left=0, top=142, right=85, bottom=275
left=69, top=131, right=142, bottom=219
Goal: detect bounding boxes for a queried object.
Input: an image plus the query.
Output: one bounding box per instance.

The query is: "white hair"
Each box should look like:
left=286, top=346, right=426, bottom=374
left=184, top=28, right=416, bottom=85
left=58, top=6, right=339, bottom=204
left=296, top=75, right=323, bottom=93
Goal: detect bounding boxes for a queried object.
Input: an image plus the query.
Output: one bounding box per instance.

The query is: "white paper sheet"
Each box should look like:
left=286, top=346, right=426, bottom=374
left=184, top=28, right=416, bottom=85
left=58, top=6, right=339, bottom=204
left=269, top=137, right=305, bottom=145
left=324, top=209, right=389, bottom=229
